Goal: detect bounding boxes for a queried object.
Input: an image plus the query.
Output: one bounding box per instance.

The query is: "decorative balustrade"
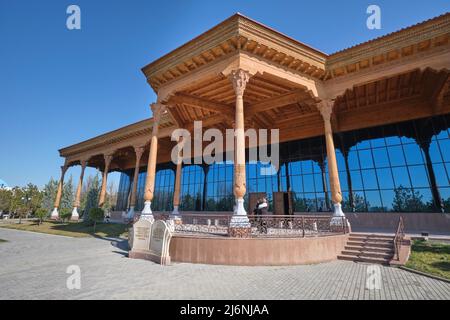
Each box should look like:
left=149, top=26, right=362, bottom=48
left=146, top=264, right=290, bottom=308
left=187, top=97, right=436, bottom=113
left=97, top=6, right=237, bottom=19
left=147, top=213, right=349, bottom=237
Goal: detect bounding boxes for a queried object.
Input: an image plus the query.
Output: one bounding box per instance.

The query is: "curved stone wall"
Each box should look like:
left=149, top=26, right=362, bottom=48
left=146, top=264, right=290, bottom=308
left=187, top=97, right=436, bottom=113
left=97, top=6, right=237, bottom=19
left=169, top=234, right=349, bottom=266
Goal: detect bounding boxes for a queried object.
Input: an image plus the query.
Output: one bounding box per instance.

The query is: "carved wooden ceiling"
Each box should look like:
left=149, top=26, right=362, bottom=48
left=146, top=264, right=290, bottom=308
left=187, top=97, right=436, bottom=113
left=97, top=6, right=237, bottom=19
left=59, top=13, right=450, bottom=169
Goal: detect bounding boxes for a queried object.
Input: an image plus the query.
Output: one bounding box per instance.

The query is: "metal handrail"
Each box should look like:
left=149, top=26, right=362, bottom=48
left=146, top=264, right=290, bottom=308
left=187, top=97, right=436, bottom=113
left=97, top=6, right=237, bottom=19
left=393, top=216, right=405, bottom=260
left=156, top=213, right=348, bottom=237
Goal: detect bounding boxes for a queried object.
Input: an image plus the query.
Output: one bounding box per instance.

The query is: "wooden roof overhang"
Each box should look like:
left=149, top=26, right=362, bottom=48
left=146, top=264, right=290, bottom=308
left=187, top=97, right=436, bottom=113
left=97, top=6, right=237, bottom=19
left=141, top=13, right=328, bottom=140
left=58, top=113, right=177, bottom=171
left=59, top=13, right=450, bottom=171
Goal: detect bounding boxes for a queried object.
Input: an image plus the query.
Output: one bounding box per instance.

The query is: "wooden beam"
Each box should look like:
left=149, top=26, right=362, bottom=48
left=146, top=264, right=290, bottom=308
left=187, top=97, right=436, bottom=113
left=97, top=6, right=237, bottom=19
left=246, top=89, right=309, bottom=117
left=184, top=113, right=229, bottom=131
left=168, top=93, right=234, bottom=120
left=166, top=105, right=185, bottom=128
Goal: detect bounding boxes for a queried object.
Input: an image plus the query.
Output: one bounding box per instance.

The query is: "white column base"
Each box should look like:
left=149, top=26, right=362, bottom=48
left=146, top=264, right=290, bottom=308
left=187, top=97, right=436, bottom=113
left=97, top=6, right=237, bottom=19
left=140, top=201, right=154, bottom=223
left=50, top=207, right=59, bottom=220
left=332, top=203, right=345, bottom=217
left=127, top=206, right=135, bottom=220
left=230, top=198, right=250, bottom=228
left=169, top=205, right=182, bottom=222
left=330, top=203, right=351, bottom=230
left=71, top=207, right=79, bottom=221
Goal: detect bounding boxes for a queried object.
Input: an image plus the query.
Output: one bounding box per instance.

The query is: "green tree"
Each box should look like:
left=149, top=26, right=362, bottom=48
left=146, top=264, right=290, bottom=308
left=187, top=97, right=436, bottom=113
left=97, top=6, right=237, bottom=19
left=10, top=187, right=26, bottom=222
left=35, top=208, right=48, bottom=225
left=82, top=175, right=101, bottom=220
left=8, top=184, right=42, bottom=223
left=41, top=178, right=58, bottom=212
left=25, top=183, right=43, bottom=215
left=343, top=193, right=368, bottom=212
left=60, top=175, right=74, bottom=210
left=59, top=207, right=72, bottom=222
left=0, top=189, right=12, bottom=213
left=392, top=186, right=426, bottom=212
left=444, top=197, right=450, bottom=213
left=89, top=207, right=104, bottom=232
left=103, top=181, right=118, bottom=213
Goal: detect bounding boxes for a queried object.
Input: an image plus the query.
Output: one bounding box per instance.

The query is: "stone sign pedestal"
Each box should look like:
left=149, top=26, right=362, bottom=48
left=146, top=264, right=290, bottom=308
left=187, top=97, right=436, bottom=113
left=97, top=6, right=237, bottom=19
left=128, top=219, right=153, bottom=259
left=129, top=219, right=173, bottom=265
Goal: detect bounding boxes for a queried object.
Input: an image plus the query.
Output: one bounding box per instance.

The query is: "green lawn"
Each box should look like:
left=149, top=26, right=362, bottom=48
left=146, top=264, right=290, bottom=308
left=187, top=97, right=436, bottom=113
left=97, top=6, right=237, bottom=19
left=0, top=220, right=128, bottom=239
left=406, top=240, right=450, bottom=280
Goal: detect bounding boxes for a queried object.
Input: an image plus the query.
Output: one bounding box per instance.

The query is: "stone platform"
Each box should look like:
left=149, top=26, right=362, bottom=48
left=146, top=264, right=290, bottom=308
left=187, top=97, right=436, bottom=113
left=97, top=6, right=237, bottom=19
left=169, top=233, right=349, bottom=266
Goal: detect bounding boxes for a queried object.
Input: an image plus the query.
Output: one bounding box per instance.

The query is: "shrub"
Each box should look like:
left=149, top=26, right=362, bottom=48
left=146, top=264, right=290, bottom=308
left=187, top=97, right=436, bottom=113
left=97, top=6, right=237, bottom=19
left=89, top=207, right=104, bottom=232
left=59, top=208, right=72, bottom=222
left=34, top=208, right=48, bottom=225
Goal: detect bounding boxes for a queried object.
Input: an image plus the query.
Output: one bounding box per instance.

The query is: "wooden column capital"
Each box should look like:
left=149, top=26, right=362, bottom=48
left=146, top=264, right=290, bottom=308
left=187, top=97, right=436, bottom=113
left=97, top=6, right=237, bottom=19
left=79, top=159, right=88, bottom=170
left=230, top=69, right=251, bottom=97
left=317, top=100, right=334, bottom=122
left=103, top=153, right=114, bottom=169
left=150, top=103, right=167, bottom=122
left=134, top=145, right=145, bottom=159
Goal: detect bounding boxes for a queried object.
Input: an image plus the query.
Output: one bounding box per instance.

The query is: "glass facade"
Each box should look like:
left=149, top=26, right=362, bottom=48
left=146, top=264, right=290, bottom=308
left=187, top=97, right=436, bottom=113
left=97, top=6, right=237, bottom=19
left=116, top=115, right=450, bottom=213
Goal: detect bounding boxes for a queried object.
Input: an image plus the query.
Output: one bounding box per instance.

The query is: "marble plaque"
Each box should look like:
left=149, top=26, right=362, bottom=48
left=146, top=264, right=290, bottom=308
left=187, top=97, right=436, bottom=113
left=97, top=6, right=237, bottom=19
left=131, top=219, right=152, bottom=252
left=149, top=220, right=173, bottom=265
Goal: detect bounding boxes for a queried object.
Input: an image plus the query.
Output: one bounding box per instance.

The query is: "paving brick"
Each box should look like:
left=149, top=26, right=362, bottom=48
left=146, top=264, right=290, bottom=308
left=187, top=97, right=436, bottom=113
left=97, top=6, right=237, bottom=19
left=0, top=228, right=448, bottom=300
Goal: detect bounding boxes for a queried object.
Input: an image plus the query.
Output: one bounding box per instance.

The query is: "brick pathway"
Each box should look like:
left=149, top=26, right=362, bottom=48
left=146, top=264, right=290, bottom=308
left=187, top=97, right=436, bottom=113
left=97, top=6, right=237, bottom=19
left=0, top=228, right=448, bottom=300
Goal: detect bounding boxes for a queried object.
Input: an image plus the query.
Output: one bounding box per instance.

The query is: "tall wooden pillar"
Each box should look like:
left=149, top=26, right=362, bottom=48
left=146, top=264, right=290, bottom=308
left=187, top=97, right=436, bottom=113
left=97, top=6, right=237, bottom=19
left=71, top=159, right=87, bottom=221
left=318, top=159, right=330, bottom=211
left=317, top=100, right=345, bottom=218
left=202, top=164, right=209, bottom=211
left=51, top=163, right=68, bottom=219
left=418, top=139, right=445, bottom=213
left=127, top=146, right=145, bottom=219
left=171, top=136, right=184, bottom=221
left=98, top=153, right=113, bottom=207
left=141, top=103, right=166, bottom=221
left=229, top=69, right=251, bottom=235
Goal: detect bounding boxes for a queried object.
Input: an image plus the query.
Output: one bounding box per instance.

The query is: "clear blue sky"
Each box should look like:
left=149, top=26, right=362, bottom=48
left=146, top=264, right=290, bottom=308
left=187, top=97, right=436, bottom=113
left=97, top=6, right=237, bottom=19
left=0, top=0, right=448, bottom=188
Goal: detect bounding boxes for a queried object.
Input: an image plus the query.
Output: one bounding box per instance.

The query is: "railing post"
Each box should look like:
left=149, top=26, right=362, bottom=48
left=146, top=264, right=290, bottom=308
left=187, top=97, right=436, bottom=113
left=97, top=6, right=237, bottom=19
left=302, top=216, right=305, bottom=238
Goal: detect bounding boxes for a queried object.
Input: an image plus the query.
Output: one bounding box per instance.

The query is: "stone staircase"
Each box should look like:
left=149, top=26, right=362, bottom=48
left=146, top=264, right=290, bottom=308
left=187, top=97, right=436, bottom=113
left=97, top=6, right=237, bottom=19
left=338, top=233, right=395, bottom=265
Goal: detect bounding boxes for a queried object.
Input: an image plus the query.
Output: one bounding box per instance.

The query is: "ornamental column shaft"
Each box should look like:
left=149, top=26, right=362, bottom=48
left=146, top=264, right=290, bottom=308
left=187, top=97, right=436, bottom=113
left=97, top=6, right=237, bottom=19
left=98, top=154, right=113, bottom=207
left=51, top=164, right=68, bottom=219
left=141, top=103, right=166, bottom=221
left=317, top=100, right=345, bottom=218
left=71, top=160, right=87, bottom=221
left=170, top=136, right=184, bottom=222
left=229, top=69, right=251, bottom=235
left=127, top=146, right=145, bottom=220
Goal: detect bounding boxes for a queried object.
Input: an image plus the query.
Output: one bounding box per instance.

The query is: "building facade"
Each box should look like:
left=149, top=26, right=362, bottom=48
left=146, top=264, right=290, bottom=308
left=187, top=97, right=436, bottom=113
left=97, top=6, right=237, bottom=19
left=52, top=13, right=450, bottom=222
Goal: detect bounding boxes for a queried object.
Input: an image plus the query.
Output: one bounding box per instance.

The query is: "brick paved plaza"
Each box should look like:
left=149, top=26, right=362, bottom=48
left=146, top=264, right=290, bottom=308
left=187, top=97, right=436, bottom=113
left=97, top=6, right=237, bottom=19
left=0, top=228, right=448, bottom=300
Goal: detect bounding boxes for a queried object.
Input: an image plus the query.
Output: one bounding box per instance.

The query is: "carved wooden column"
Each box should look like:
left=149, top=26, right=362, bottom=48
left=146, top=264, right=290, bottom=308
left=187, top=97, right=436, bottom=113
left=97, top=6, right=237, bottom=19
left=170, top=137, right=184, bottom=222
left=98, top=153, right=113, bottom=207
left=201, top=164, right=209, bottom=211
left=51, top=163, right=68, bottom=219
left=317, top=100, right=345, bottom=219
left=229, top=69, right=251, bottom=236
left=127, top=146, right=145, bottom=220
left=418, top=139, right=445, bottom=213
left=141, top=103, right=166, bottom=221
left=318, top=159, right=330, bottom=211
left=71, top=159, right=87, bottom=221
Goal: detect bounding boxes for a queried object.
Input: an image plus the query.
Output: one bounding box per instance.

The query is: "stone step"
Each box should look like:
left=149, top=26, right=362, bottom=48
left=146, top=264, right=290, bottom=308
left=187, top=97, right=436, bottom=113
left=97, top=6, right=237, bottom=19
left=341, top=250, right=394, bottom=259
left=349, top=232, right=394, bottom=239
left=348, top=237, right=394, bottom=243
left=349, top=233, right=394, bottom=240
left=345, top=245, right=394, bottom=254
left=337, top=254, right=391, bottom=265
left=347, top=241, right=393, bottom=249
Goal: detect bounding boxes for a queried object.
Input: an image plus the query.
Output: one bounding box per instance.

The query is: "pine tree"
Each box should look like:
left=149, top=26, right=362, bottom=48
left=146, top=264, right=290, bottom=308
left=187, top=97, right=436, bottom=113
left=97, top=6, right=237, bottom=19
left=41, top=178, right=58, bottom=212
left=60, top=175, right=74, bottom=210
left=83, top=174, right=100, bottom=219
